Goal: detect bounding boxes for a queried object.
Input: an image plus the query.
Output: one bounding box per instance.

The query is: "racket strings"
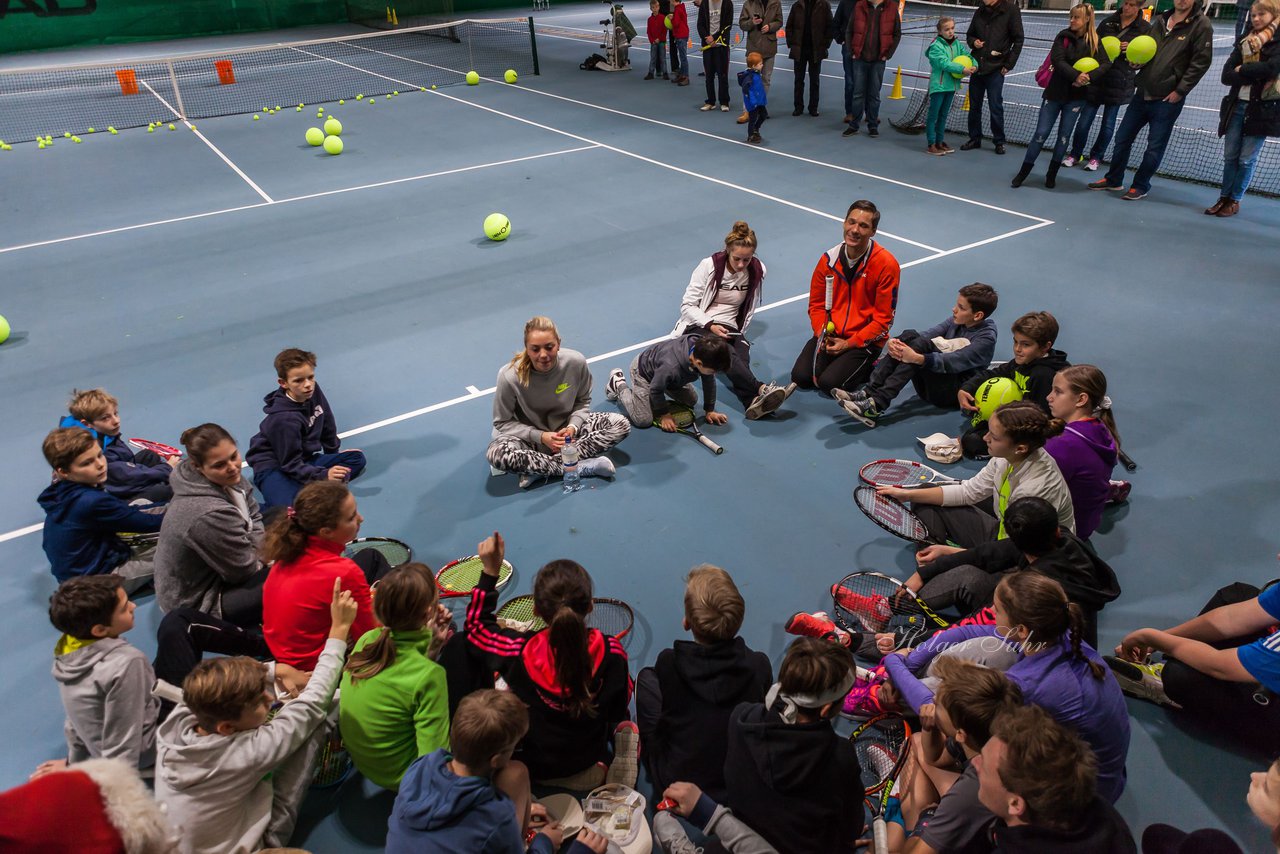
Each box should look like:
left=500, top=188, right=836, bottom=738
left=861, top=461, right=920, bottom=486
left=857, top=740, right=900, bottom=788
left=854, top=486, right=930, bottom=541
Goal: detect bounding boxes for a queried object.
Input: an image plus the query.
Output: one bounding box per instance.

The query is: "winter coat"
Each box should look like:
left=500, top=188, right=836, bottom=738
left=739, top=67, right=768, bottom=110
left=1089, top=12, right=1151, bottom=105
left=244, top=384, right=340, bottom=482
left=1043, top=27, right=1111, bottom=103
left=1135, top=5, right=1214, bottom=100
left=38, top=479, right=163, bottom=582
left=927, top=34, right=970, bottom=94
left=1045, top=418, right=1118, bottom=540
left=671, top=1, right=690, bottom=40
left=697, top=0, right=735, bottom=46
left=53, top=635, right=160, bottom=771
left=739, top=0, right=783, bottom=59
left=849, top=0, right=901, bottom=62
left=785, top=0, right=833, bottom=62
left=1221, top=36, right=1280, bottom=137
left=966, top=0, right=1024, bottom=75
left=672, top=252, right=766, bottom=337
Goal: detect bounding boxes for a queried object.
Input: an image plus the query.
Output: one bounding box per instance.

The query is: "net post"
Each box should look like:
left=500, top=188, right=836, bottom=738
left=166, top=59, right=187, bottom=122
left=529, top=16, right=541, bottom=75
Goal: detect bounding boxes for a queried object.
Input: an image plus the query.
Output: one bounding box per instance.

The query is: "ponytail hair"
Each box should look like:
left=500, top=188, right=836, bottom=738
left=508, top=316, right=561, bottom=387
left=991, top=400, right=1062, bottom=452
left=1052, top=365, right=1122, bottom=450
left=995, top=571, right=1105, bottom=681
left=345, top=562, right=438, bottom=682
left=180, top=423, right=236, bottom=468
left=261, top=480, right=351, bottom=565
left=724, top=220, right=757, bottom=253
left=533, top=559, right=597, bottom=719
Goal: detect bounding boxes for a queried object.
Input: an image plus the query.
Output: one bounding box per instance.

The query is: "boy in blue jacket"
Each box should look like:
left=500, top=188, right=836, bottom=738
left=245, top=348, right=366, bottom=511
left=836, top=282, right=999, bottom=426
left=738, top=52, right=767, bottom=144
left=60, top=388, right=177, bottom=503
left=39, top=428, right=163, bottom=590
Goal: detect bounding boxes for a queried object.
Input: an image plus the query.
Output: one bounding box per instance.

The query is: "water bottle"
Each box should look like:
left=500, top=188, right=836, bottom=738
left=561, top=437, right=581, bottom=493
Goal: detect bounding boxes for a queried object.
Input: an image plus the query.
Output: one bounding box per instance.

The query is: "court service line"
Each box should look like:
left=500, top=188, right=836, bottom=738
left=0, top=146, right=598, bottom=255
left=141, top=81, right=275, bottom=204
left=0, top=217, right=1050, bottom=545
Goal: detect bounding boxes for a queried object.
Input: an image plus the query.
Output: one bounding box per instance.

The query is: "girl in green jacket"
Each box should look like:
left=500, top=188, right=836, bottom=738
left=926, top=18, right=974, bottom=155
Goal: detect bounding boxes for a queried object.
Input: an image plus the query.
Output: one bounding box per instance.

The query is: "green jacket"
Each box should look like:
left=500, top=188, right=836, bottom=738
left=339, top=627, right=450, bottom=790
left=927, top=35, right=968, bottom=94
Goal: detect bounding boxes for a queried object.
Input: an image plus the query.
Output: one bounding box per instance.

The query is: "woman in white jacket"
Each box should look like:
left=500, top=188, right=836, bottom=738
left=672, top=220, right=795, bottom=420
left=877, top=400, right=1075, bottom=549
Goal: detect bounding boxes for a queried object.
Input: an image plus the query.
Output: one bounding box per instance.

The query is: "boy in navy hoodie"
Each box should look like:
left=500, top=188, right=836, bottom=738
left=245, top=348, right=366, bottom=511
left=636, top=564, right=772, bottom=802
left=60, top=388, right=176, bottom=502
left=388, top=689, right=604, bottom=854
left=39, top=428, right=163, bottom=590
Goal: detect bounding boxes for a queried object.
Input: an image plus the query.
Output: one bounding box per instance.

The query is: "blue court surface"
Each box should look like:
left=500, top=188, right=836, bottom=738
left=1, top=3, right=1278, bottom=850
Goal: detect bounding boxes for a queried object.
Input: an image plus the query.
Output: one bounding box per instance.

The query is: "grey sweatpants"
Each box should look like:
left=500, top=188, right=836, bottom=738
left=616, top=353, right=698, bottom=427
left=486, top=411, right=630, bottom=476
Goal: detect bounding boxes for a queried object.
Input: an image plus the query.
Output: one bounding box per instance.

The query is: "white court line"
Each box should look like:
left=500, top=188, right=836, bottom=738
left=0, top=146, right=598, bottom=255
left=141, top=80, right=275, bottom=204
left=0, top=215, right=1052, bottom=545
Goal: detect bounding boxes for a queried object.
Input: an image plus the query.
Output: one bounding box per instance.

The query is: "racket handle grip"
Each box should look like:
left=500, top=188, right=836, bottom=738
left=872, top=817, right=889, bottom=854
left=1118, top=448, right=1137, bottom=472
left=698, top=435, right=724, bottom=455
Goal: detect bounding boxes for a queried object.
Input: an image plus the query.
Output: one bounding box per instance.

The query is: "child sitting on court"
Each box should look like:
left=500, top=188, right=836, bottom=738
left=607, top=333, right=731, bottom=431
left=41, top=575, right=159, bottom=776
left=737, top=52, right=768, bottom=144
left=39, top=427, right=163, bottom=589
left=154, top=581, right=357, bottom=854
left=957, top=311, right=1069, bottom=458
left=1045, top=365, right=1128, bottom=539
left=924, top=17, right=973, bottom=155
left=723, top=637, right=863, bottom=854
left=388, top=689, right=597, bottom=854
left=61, top=388, right=177, bottom=502
left=836, top=282, right=999, bottom=426
left=245, top=347, right=366, bottom=511
left=646, top=0, right=669, bottom=79
left=636, top=565, right=772, bottom=802
left=339, top=562, right=453, bottom=791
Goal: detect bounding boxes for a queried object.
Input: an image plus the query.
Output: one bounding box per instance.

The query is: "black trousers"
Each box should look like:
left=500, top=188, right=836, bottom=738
left=864, top=329, right=969, bottom=410
left=703, top=45, right=730, bottom=106
left=790, top=336, right=881, bottom=394
left=913, top=499, right=999, bottom=550
left=793, top=57, right=821, bottom=111
left=687, top=325, right=762, bottom=407
left=154, top=606, right=272, bottom=690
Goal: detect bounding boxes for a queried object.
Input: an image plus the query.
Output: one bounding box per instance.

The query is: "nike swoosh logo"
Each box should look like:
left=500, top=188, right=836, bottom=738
left=555, top=383, right=570, bottom=394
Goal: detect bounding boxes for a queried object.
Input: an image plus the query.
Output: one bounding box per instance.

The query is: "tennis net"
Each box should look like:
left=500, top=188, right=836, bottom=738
left=0, top=17, right=538, bottom=145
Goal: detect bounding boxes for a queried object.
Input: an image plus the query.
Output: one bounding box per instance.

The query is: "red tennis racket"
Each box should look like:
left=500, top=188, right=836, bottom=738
left=128, top=437, right=182, bottom=457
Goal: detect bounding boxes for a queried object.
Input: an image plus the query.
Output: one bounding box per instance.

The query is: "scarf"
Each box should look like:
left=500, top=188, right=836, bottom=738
left=1242, top=19, right=1276, bottom=63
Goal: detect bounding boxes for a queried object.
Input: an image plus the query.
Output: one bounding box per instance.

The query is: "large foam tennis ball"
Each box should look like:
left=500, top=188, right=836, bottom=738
left=324, top=118, right=342, bottom=136
left=974, top=377, right=1024, bottom=423
left=664, top=13, right=673, bottom=28
left=323, top=135, right=344, bottom=155
left=466, top=71, right=480, bottom=85
left=484, top=213, right=511, bottom=241
left=951, top=54, right=974, bottom=80
left=504, top=69, right=518, bottom=84
left=1126, top=34, right=1157, bottom=65
left=0, top=314, right=10, bottom=345
left=305, top=127, right=324, bottom=146
left=1101, top=35, right=1121, bottom=62
left=1073, top=57, right=1100, bottom=73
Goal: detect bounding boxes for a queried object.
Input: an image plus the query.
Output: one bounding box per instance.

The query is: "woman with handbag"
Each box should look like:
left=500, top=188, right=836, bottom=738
left=1210, top=0, right=1279, bottom=217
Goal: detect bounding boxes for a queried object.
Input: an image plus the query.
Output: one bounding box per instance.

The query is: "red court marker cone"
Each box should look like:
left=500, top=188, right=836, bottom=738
left=734, top=32, right=740, bottom=42
left=888, top=65, right=903, bottom=99
left=215, top=60, right=236, bottom=85
left=777, top=27, right=785, bottom=38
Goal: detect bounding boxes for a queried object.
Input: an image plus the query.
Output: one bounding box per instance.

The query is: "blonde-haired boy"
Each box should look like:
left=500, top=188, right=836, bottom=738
left=61, top=388, right=177, bottom=502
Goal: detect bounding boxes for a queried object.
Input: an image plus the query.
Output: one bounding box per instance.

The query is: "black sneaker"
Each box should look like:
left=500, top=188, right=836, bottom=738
left=994, top=143, right=1006, bottom=155
left=868, top=126, right=879, bottom=137
left=960, top=139, right=981, bottom=151
left=842, top=125, right=859, bottom=137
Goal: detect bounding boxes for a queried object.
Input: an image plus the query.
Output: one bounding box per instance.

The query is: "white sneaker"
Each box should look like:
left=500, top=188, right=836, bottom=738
left=700, top=102, right=715, bottom=111
left=780, top=381, right=798, bottom=401
left=518, top=473, right=545, bottom=490
left=1084, top=158, right=1100, bottom=171
left=1061, top=155, right=1077, bottom=167
left=1104, top=656, right=1182, bottom=708
left=577, top=456, right=616, bottom=479
left=832, top=387, right=869, bottom=405
left=606, top=721, right=640, bottom=788
left=605, top=368, right=626, bottom=401
left=720, top=104, right=730, bottom=112
left=745, top=383, right=787, bottom=420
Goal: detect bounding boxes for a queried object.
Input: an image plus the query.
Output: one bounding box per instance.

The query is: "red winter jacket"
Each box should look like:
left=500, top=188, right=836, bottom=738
left=807, top=241, right=900, bottom=348
left=263, top=537, right=377, bottom=669
left=648, top=12, right=668, bottom=44
left=671, top=2, right=690, bottom=39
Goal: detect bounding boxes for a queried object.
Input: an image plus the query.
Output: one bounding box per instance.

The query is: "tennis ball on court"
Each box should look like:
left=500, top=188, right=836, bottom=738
left=369, top=98, right=375, bottom=103
left=951, top=55, right=974, bottom=80
left=305, top=127, right=325, bottom=146
left=339, top=99, right=346, bottom=104
left=1073, top=57, right=1099, bottom=74
left=466, top=71, right=480, bottom=85
left=357, top=94, right=364, bottom=100
left=148, top=125, right=156, bottom=132
left=38, top=141, right=46, bottom=149
left=87, top=128, right=95, bottom=133
left=973, top=377, right=1024, bottom=423
left=276, top=106, right=282, bottom=111
left=431, top=84, right=437, bottom=89
left=298, top=103, right=304, bottom=108
left=825, top=321, right=836, bottom=334
left=297, top=106, right=303, bottom=112
left=73, top=136, right=82, bottom=143
left=393, top=90, right=399, bottom=96
left=168, top=123, right=176, bottom=131
left=108, top=127, right=118, bottom=134
left=253, top=114, right=260, bottom=120
left=324, top=118, right=342, bottom=136
left=484, top=212, right=511, bottom=241
left=1126, top=34, right=1156, bottom=65
left=504, top=69, right=518, bottom=84
left=323, top=135, right=344, bottom=155
left=64, top=132, right=71, bottom=138
left=1101, top=35, right=1121, bottom=62
left=0, top=314, right=10, bottom=345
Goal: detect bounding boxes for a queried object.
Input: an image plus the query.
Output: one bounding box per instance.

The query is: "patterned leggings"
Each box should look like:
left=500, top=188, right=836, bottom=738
left=485, top=411, right=631, bottom=476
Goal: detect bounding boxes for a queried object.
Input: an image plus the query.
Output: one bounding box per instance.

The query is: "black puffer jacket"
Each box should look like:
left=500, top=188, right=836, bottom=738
left=1043, top=27, right=1111, bottom=102
left=1221, top=32, right=1280, bottom=137
left=966, top=0, right=1024, bottom=75
left=785, top=0, right=834, bottom=62
left=1088, top=12, right=1151, bottom=105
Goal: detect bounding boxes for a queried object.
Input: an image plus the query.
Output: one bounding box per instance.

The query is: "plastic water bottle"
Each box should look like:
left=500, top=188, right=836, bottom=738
left=562, top=437, right=581, bottom=493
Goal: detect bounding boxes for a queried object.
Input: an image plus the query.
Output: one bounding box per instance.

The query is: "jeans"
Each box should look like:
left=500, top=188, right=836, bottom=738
left=1071, top=102, right=1120, bottom=160
left=849, top=59, right=887, bottom=129
left=648, top=42, right=667, bottom=76
left=794, top=57, right=822, bottom=111
left=670, top=38, right=688, bottom=77
left=747, top=105, right=767, bottom=135
left=703, top=45, right=730, bottom=105
left=967, top=70, right=1006, bottom=145
left=1022, top=98, right=1085, bottom=166
left=927, top=91, right=955, bottom=145
left=842, top=43, right=855, bottom=116
left=1104, top=94, right=1184, bottom=193
left=254, top=449, right=368, bottom=510
left=1221, top=103, right=1265, bottom=200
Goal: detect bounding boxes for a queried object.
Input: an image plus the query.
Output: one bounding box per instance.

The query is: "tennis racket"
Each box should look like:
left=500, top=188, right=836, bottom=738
left=1117, top=448, right=1137, bottom=472
left=853, top=485, right=942, bottom=544
left=699, top=32, right=727, bottom=51
left=831, top=570, right=951, bottom=649
left=496, top=594, right=635, bottom=640
left=849, top=714, right=913, bottom=854
left=344, top=537, right=413, bottom=567
left=435, top=554, right=513, bottom=599
left=660, top=403, right=723, bottom=455
left=128, top=437, right=182, bottom=457
left=859, top=459, right=961, bottom=488
left=812, top=273, right=835, bottom=385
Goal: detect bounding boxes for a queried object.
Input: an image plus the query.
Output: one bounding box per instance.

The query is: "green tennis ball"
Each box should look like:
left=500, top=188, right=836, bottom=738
left=305, top=127, right=325, bottom=146
left=950, top=54, right=974, bottom=80
left=339, top=99, right=346, bottom=104
left=148, top=126, right=156, bottom=132
left=466, top=71, right=480, bottom=85
left=369, top=98, right=375, bottom=103
left=297, top=106, right=303, bottom=112
left=323, top=135, right=344, bottom=155
left=72, top=136, right=82, bottom=143
left=664, top=12, right=672, bottom=28
left=1073, top=56, right=1099, bottom=74
left=324, top=118, right=342, bottom=136
left=1126, top=34, right=1156, bottom=65
left=253, top=114, right=260, bottom=120
left=277, top=106, right=282, bottom=111
left=87, top=128, right=95, bottom=133
left=1101, top=35, right=1121, bottom=62
left=168, top=123, right=176, bottom=131
left=298, top=103, right=304, bottom=108
left=357, top=94, right=364, bottom=100
left=431, top=84, right=437, bottom=90
left=825, top=321, right=835, bottom=334
left=504, top=69, right=518, bottom=84
left=973, top=377, right=1024, bottom=424
left=0, top=314, right=10, bottom=345
left=393, top=90, right=399, bottom=96
left=483, top=212, right=511, bottom=241
left=64, top=132, right=71, bottom=138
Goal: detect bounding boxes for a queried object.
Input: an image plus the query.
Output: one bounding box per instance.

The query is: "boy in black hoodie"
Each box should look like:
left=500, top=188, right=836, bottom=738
left=724, top=638, right=863, bottom=854
left=957, top=311, right=1068, bottom=459
left=636, top=565, right=772, bottom=802
left=245, top=348, right=366, bottom=511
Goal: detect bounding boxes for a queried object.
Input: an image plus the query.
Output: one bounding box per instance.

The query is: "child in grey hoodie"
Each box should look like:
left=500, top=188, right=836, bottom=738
left=154, top=580, right=357, bottom=854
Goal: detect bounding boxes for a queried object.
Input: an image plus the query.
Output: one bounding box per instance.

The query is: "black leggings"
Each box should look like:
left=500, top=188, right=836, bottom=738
left=790, top=337, right=881, bottom=394
left=154, top=607, right=272, bottom=690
